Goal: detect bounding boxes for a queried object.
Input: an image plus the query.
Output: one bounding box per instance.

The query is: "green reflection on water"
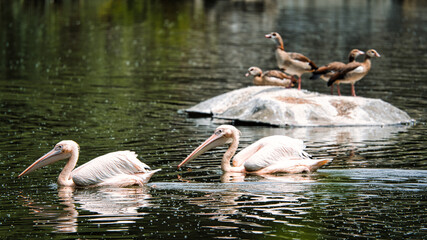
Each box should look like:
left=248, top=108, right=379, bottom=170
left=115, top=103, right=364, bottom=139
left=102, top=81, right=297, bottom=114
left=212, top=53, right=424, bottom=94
left=1, top=0, right=426, bottom=239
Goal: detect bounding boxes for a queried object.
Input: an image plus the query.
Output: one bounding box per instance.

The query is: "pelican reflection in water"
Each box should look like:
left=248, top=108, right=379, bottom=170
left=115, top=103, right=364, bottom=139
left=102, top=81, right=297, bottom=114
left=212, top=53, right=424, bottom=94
left=19, top=140, right=160, bottom=187
left=178, top=125, right=331, bottom=174
left=21, top=186, right=153, bottom=233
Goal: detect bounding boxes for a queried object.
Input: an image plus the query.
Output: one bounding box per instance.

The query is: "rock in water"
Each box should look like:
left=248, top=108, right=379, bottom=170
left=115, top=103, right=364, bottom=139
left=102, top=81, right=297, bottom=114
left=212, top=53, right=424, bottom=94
left=186, top=86, right=413, bottom=127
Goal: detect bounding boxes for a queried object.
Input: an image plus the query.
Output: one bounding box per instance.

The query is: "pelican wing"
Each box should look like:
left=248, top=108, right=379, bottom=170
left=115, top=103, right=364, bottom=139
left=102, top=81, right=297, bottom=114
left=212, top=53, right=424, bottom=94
left=71, top=151, right=150, bottom=186
left=233, top=136, right=310, bottom=172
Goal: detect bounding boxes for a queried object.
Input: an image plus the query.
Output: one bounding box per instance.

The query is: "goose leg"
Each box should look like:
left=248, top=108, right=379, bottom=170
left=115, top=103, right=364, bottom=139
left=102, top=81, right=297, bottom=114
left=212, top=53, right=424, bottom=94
left=351, top=84, right=357, bottom=97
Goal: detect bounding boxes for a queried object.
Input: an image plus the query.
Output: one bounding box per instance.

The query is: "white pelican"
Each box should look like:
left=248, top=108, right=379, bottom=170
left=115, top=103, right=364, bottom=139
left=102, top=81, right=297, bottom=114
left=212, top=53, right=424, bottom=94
left=177, top=125, right=331, bottom=174
left=18, top=140, right=160, bottom=187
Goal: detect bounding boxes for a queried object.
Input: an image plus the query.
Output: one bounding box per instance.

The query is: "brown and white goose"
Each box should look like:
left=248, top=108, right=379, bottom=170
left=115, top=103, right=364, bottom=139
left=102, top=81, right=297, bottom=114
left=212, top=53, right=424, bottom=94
left=327, top=49, right=381, bottom=97
left=245, top=66, right=295, bottom=88
left=265, top=32, right=317, bottom=90
left=310, top=49, right=365, bottom=95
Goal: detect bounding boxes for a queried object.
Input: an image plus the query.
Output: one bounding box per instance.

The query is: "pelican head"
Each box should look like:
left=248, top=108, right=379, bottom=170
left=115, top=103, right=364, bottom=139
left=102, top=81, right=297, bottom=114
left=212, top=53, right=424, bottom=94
left=177, top=125, right=241, bottom=169
left=366, top=49, right=381, bottom=58
left=245, top=66, right=262, bottom=77
left=18, top=140, right=79, bottom=177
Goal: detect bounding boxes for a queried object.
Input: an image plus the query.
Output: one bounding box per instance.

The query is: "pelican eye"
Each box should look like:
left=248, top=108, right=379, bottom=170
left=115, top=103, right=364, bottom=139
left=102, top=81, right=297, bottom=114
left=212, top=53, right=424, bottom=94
left=56, top=145, right=63, bottom=151
left=216, top=129, right=223, bottom=135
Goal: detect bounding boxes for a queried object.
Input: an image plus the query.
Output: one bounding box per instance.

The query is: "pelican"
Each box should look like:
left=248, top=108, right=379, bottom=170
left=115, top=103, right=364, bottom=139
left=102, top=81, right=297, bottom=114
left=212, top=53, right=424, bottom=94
left=177, top=125, right=331, bottom=174
left=18, top=140, right=160, bottom=187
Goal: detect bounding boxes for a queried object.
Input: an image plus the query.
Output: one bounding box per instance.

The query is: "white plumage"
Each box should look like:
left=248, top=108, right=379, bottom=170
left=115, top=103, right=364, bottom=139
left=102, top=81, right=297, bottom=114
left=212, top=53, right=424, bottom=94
left=178, top=125, right=331, bottom=174
left=72, top=151, right=152, bottom=186
left=18, top=141, right=160, bottom=187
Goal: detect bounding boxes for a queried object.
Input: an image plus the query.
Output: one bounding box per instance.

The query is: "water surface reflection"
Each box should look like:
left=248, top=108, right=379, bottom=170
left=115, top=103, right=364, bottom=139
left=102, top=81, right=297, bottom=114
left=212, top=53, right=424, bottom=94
left=1, top=0, right=426, bottom=239
left=21, top=186, right=154, bottom=233
left=150, top=169, right=426, bottom=239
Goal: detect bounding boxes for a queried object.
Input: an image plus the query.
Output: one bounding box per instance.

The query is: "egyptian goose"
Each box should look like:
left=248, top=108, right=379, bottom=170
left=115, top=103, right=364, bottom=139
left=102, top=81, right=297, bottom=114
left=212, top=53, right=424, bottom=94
left=310, top=49, right=365, bottom=95
left=265, top=32, right=317, bottom=90
left=245, top=66, right=295, bottom=88
left=327, top=49, right=381, bottom=97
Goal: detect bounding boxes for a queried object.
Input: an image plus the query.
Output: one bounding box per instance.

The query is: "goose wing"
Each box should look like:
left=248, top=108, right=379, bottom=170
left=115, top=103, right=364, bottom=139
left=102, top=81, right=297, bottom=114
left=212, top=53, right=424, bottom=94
left=327, top=62, right=363, bottom=86
left=288, top=52, right=318, bottom=70
left=264, top=70, right=293, bottom=80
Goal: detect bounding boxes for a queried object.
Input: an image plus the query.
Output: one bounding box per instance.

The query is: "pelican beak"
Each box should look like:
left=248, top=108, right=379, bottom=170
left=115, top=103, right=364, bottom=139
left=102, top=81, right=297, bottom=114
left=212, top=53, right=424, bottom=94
left=177, top=132, right=228, bottom=169
left=265, top=34, right=272, bottom=38
left=358, top=50, right=365, bottom=55
left=245, top=72, right=250, bottom=77
left=18, top=147, right=69, bottom=177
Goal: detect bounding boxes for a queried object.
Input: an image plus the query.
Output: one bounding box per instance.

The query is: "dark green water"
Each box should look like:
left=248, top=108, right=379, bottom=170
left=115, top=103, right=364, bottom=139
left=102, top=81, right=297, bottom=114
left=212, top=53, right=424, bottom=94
left=1, top=0, right=426, bottom=239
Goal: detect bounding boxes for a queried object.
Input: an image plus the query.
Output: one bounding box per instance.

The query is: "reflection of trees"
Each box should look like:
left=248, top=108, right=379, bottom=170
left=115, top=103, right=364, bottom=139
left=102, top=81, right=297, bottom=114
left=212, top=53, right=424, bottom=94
left=20, top=186, right=154, bottom=233
left=304, top=169, right=427, bottom=239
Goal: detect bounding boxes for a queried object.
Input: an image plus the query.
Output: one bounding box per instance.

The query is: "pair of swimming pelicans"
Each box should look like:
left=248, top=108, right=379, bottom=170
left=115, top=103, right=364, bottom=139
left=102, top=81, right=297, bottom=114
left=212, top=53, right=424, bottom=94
left=19, top=125, right=331, bottom=187
left=246, top=32, right=381, bottom=96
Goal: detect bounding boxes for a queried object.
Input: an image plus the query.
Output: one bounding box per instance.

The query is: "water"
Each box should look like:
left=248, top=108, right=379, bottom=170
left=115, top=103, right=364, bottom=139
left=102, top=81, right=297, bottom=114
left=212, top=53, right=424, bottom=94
left=1, top=0, right=426, bottom=239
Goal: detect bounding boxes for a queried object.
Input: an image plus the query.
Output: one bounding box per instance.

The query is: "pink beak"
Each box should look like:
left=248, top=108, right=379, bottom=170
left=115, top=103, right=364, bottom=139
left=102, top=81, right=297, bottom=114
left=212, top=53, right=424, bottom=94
left=177, top=132, right=226, bottom=169
left=18, top=148, right=68, bottom=177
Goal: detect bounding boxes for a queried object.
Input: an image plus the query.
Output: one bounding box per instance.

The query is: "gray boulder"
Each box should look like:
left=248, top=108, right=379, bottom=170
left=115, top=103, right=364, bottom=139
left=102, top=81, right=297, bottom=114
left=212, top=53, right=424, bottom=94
left=186, top=86, right=413, bottom=127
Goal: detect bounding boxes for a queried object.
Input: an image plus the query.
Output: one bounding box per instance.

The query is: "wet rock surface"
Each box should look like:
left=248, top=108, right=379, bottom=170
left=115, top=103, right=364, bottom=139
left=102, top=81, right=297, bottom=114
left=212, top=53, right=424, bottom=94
left=186, top=86, right=413, bottom=127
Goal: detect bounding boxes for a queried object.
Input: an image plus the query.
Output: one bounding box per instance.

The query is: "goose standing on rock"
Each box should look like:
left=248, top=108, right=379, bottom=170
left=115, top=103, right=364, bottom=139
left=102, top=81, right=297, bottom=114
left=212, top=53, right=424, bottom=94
left=245, top=66, right=295, bottom=88
left=310, top=49, right=365, bottom=95
left=327, top=49, right=381, bottom=97
left=178, top=125, right=331, bottom=174
left=265, top=32, right=317, bottom=90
